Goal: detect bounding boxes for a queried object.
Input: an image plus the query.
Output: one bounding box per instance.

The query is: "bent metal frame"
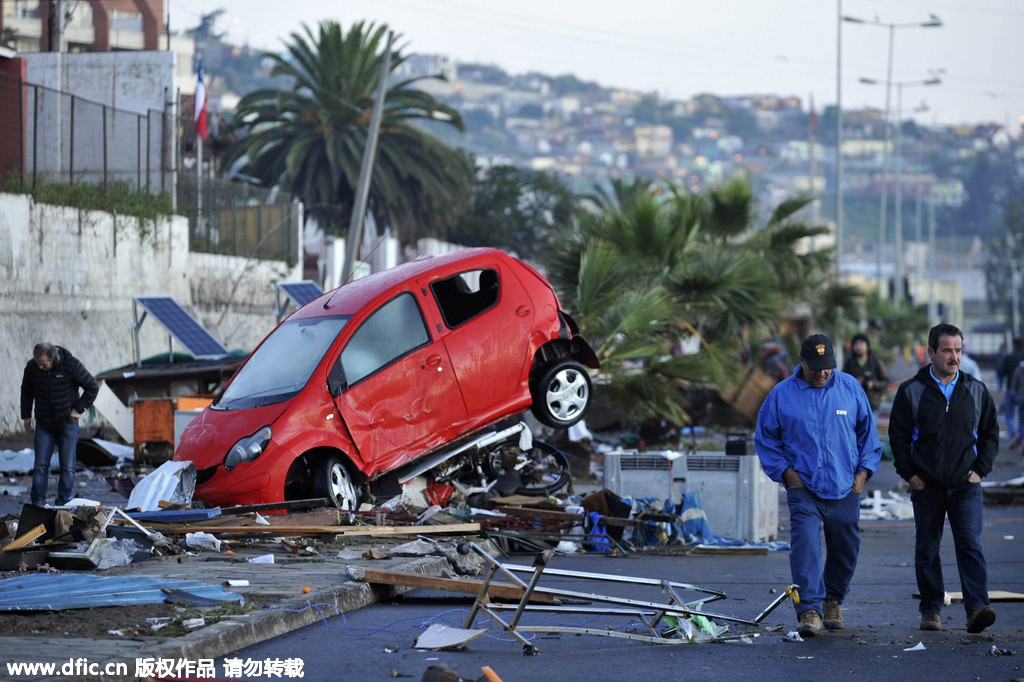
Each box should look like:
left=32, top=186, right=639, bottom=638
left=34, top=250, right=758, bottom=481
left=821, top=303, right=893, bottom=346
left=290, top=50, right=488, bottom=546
left=460, top=542, right=798, bottom=654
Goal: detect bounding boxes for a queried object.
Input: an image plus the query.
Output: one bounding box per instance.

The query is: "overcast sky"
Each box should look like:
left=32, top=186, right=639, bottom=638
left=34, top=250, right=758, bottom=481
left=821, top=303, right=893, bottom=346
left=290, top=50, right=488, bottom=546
left=171, top=0, right=1024, bottom=129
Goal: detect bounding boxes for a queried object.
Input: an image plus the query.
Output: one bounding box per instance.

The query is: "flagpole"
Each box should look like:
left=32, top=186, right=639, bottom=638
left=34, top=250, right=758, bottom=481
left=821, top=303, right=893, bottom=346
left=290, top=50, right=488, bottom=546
left=197, top=134, right=203, bottom=237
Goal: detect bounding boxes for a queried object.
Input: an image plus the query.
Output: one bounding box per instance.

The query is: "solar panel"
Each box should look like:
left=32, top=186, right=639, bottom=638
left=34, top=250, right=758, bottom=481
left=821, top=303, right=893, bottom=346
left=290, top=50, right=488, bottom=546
left=278, top=280, right=323, bottom=308
left=134, top=296, right=229, bottom=358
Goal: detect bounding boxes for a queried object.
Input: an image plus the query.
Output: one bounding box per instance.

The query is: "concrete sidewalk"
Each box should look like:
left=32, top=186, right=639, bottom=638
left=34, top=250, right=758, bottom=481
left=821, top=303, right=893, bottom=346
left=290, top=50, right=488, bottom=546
left=1, top=538, right=494, bottom=682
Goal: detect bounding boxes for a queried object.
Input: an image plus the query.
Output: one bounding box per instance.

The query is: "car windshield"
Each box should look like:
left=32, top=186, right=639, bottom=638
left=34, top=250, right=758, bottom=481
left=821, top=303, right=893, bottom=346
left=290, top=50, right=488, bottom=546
left=214, top=316, right=349, bottom=410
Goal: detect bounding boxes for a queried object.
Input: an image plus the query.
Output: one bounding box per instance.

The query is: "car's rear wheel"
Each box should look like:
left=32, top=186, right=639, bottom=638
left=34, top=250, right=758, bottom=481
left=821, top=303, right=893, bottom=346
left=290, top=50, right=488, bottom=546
left=314, top=455, right=359, bottom=510
left=531, top=359, right=592, bottom=428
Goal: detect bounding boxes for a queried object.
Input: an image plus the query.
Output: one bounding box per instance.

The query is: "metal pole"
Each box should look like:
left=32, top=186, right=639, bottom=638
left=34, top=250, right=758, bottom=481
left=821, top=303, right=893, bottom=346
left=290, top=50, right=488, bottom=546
left=877, top=24, right=895, bottom=299
left=1010, top=232, right=1021, bottom=336
left=342, top=31, right=394, bottom=283
left=69, top=94, right=75, bottom=183
left=893, top=83, right=904, bottom=307
left=835, top=0, right=844, bottom=272
left=102, top=104, right=108, bottom=191
left=928, top=194, right=936, bottom=322
left=197, top=133, right=203, bottom=237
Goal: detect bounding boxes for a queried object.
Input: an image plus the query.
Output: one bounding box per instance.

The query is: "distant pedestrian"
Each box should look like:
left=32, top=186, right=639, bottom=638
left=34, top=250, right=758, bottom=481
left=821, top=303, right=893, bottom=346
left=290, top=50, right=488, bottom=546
left=755, top=333, right=882, bottom=637
left=842, top=332, right=890, bottom=413
left=1011, top=360, right=1024, bottom=450
left=997, top=338, right=1024, bottom=446
left=994, top=342, right=1008, bottom=390
left=20, top=343, right=98, bottom=507
left=959, top=344, right=982, bottom=380
left=888, top=324, right=999, bottom=633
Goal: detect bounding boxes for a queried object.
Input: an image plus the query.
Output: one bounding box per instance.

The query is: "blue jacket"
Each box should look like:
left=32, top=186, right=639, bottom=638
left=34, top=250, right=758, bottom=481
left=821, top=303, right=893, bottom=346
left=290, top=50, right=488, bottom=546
left=755, top=366, right=882, bottom=499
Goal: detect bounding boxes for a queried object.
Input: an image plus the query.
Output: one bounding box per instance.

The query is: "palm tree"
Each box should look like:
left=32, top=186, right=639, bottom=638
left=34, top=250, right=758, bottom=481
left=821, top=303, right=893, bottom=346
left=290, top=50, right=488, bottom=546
left=547, top=176, right=853, bottom=426
left=221, top=20, right=473, bottom=243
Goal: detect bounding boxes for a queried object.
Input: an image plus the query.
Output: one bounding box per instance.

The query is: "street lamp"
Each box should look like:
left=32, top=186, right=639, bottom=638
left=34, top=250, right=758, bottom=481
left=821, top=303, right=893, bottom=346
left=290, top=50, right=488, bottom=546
left=860, top=76, right=941, bottom=307
left=843, top=13, right=942, bottom=299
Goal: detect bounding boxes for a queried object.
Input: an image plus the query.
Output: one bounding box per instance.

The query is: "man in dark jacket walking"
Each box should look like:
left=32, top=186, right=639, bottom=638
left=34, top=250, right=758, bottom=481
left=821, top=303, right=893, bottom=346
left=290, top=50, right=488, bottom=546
left=888, top=324, right=999, bottom=634
left=20, top=343, right=99, bottom=506
left=842, top=332, right=889, bottom=412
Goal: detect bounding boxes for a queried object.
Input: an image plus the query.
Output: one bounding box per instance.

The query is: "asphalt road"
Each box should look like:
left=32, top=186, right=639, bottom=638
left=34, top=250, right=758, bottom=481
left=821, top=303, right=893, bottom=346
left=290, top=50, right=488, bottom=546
left=228, top=462, right=1024, bottom=682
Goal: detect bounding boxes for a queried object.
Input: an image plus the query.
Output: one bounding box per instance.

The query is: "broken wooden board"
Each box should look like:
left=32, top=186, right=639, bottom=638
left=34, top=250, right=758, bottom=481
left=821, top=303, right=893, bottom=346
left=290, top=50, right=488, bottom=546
left=2, top=524, right=46, bottom=552
left=912, top=590, right=1024, bottom=603
left=134, top=522, right=481, bottom=537
left=686, top=545, right=769, bottom=556
left=350, top=566, right=561, bottom=605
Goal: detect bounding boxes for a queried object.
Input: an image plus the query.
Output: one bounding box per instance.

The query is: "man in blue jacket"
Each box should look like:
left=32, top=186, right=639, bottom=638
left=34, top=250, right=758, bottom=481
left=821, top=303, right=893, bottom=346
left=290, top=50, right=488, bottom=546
left=756, top=333, right=882, bottom=637
left=888, top=323, right=999, bottom=633
left=20, top=343, right=99, bottom=507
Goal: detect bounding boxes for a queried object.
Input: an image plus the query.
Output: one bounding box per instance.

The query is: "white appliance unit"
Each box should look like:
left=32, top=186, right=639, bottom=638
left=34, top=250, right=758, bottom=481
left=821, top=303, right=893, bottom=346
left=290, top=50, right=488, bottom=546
left=602, top=450, right=687, bottom=505
left=685, top=452, right=779, bottom=543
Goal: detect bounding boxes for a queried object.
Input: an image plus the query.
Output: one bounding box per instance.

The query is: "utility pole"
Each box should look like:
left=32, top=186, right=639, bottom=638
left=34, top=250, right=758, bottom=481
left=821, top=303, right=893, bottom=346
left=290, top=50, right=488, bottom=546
left=341, top=31, right=394, bottom=283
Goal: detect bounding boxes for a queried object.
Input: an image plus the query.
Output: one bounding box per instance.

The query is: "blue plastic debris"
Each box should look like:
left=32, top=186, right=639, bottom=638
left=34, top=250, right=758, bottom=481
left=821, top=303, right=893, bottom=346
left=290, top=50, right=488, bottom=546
left=0, top=573, right=244, bottom=611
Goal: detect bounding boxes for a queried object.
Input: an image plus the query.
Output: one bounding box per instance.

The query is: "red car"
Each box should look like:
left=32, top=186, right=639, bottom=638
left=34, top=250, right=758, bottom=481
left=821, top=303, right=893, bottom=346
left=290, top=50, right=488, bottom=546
left=174, top=248, right=598, bottom=509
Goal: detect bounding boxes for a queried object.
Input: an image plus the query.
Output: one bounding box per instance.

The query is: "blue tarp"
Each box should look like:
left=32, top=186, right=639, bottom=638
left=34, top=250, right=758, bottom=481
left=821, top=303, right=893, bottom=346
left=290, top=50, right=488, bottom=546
left=0, top=573, right=244, bottom=611
left=629, top=493, right=789, bottom=550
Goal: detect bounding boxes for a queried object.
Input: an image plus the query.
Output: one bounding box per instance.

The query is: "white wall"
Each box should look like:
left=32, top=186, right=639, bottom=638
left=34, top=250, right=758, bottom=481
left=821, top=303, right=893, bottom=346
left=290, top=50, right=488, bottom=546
left=22, top=51, right=175, bottom=192
left=0, top=192, right=300, bottom=436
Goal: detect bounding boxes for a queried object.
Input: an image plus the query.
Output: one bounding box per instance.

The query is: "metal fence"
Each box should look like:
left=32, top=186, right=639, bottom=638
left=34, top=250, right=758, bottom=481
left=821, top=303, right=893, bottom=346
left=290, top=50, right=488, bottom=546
left=1, top=71, right=300, bottom=264
left=1, top=71, right=174, bottom=195
left=180, top=174, right=302, bottom=266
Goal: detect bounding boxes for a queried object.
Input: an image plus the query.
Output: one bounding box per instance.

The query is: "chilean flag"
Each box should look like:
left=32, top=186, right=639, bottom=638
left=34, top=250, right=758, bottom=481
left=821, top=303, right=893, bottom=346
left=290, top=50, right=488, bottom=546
left=194, top=60, right=208, bottom=140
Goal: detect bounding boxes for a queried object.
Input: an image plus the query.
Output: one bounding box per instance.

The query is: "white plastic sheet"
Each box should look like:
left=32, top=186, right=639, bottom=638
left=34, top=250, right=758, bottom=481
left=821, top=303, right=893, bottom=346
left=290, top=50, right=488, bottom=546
left=127, top=460, right=196, bottom=511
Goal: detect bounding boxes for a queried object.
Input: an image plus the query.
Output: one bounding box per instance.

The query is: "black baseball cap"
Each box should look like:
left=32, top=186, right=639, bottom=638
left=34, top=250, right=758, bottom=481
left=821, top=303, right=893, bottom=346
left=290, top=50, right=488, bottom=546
left=800, top=333, right=836, bottom=371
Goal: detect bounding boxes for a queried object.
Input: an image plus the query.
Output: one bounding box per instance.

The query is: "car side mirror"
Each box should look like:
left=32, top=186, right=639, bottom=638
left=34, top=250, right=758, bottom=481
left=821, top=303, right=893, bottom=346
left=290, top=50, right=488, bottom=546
left=327, top=362, right=348, bottom=396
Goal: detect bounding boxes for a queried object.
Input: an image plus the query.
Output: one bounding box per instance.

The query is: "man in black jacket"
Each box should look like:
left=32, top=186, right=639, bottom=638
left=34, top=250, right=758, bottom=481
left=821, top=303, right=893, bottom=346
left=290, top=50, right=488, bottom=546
left=888, top=324, right=999, bottom=634
left=20, top=343, right=99, bottom=506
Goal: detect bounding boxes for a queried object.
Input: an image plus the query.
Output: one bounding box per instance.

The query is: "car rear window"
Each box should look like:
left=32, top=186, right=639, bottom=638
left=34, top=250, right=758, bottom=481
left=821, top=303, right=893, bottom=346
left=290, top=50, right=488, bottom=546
left=431, top=268, right=499, bottom=328
left=215, top=316, right=349, bottom=409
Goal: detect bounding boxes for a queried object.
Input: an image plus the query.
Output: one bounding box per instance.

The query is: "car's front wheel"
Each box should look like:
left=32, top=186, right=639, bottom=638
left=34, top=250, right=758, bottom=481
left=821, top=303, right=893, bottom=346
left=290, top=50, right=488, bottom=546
left=314, top=455, right=360, bottom=510
left=530, top=359, right=592, bottom=428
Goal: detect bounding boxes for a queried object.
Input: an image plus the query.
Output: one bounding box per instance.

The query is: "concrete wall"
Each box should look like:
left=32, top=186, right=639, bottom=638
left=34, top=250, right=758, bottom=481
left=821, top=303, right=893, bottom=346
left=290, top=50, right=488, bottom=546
left=22, top=51, right=174, bottom=192
left=0, top=192, right=300, bottom=436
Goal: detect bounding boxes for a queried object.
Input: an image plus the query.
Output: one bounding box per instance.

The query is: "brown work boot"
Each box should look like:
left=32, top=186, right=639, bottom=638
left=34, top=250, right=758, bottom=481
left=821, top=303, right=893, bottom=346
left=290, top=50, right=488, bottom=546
left=966, top=606, right=996, bottom=633
left=797, top=610, right=822, bottom=637
left=920, top=613, right=941, bottom=631
left=823, top=599, right=844, bottom=630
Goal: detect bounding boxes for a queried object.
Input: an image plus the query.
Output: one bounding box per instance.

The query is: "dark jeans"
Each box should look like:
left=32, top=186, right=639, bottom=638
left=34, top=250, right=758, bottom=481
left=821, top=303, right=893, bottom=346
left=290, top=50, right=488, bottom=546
left=786, top=486, right=862, bottom=617
left=31, top=420, right=79, bottom=506
left=911, top=481, right=989, bottom=615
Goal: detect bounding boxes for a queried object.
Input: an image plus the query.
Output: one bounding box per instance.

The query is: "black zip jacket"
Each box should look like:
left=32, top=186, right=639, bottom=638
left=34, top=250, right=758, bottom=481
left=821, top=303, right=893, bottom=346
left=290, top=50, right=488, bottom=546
left=20, top=346, right=99, bottom=432
left=888, top=365, right=998, bottom=488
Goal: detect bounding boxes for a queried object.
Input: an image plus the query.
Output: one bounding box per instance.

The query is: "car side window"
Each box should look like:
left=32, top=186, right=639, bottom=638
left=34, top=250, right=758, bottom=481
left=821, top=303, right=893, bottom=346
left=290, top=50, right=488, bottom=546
left=431, top=268, right=499, bottom=328
left=340, top=292, right=430, bottom=386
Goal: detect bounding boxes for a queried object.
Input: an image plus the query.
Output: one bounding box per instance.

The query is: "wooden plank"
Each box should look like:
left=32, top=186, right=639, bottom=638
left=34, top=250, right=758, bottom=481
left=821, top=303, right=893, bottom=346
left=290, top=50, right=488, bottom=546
left=2, top=524, right=46, bottom=552
left=128, top=522, right=481, bottom=537
left=350, top=566, right=561, bottom=604
left=912, top=590, right=1024, bottom=603
left=686, top=545, right=768, bottom=556
left=495, top=506, right=580, bottom=522
left=216, top=498, right=331, bottom=516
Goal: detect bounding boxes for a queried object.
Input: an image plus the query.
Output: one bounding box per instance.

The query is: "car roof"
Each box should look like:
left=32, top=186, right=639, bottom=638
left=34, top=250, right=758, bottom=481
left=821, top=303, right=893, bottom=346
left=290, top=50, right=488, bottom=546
left=290, top=247, right=516, bottom=319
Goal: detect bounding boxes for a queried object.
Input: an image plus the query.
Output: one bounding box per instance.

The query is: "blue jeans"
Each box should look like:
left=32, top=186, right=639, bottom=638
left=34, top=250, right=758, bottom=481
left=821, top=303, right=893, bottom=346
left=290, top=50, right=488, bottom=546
left=911, top=481, right=989, bottom=615
left=786, top=486, right=862, bottom=617
left=31, top=420, right=80, bottom=506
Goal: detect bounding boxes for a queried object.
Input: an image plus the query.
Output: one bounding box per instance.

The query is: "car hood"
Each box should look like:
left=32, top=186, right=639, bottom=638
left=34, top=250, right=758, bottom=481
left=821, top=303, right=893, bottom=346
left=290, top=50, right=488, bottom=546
left=174, top=402, right=290, bottom=469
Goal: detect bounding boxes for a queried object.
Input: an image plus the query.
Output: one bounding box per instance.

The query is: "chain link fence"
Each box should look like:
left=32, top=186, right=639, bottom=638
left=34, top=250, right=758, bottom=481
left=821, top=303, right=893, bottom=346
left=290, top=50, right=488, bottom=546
left=1, top=70, right=300, bottom=264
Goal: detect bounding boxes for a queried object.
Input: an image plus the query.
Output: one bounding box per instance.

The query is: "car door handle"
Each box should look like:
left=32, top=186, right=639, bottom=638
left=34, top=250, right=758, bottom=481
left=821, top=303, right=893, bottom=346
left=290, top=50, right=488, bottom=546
left=515, top=305, right=531, bottom=317
left=424, top=354, right=444, bottom=368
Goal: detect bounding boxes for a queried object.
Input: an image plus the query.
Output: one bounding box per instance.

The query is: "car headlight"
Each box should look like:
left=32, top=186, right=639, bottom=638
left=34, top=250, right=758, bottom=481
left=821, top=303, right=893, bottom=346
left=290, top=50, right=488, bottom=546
left=224, top=426, right=273, bottom=472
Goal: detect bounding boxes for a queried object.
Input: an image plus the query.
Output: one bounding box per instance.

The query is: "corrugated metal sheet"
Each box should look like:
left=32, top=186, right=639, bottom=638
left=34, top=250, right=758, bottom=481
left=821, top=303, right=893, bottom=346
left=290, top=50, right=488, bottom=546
left=0, top=573, right=244, bottom=611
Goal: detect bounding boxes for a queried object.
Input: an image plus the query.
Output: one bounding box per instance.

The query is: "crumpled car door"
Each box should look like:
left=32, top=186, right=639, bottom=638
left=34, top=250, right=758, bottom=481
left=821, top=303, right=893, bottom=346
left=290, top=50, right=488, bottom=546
left=331, top=291, right=468, bottom=476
